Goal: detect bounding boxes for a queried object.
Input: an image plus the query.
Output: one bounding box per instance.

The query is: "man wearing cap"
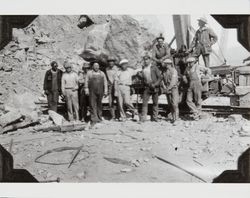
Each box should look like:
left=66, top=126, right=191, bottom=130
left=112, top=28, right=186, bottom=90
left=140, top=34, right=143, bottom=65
left=85, top=61, right=108, bottom=126
left=61, top=61, right=80, bottom=121
left=183, top=57, right=211, bottom=120
left=152, top=35, right=171, bottom=69
left=43, top=61, right=63, bottom=112
left=115, top=59, right=141, bottom=121
left=140, top=54, right=162, bottom=122
left=78, top=63, right=90, bottom=121
left=106, top=57, right=119, bottom=120
left=188, top=17, right=218, bottom=67
left=161, top=59, right=179, bottom=123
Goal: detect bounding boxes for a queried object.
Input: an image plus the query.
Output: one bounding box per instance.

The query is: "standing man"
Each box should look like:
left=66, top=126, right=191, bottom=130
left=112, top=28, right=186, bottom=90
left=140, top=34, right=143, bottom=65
left=183, top=57, right=211, bottom=120
left=61, top=62, right=79, bottom=121
left=43, top=61, right=63, bottom=112
left=78, top=63, right=90, bottom=122
left=162, top=59, right=179, bottom=123
left=115, top=59, right=140, bottom=121
left=152, top=35, right=172, bottom=70
left=140, top=54, right=162, bottom=122
left=85, top=61, right=108, bottom=126
left=188, top=17, right=218, bottom=67
left=106, top=57, right=119, bottom=120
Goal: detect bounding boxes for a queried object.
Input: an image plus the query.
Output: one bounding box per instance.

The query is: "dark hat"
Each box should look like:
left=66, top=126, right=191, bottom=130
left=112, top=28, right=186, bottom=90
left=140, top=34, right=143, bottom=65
left=107, top=56, right=116, bottom=62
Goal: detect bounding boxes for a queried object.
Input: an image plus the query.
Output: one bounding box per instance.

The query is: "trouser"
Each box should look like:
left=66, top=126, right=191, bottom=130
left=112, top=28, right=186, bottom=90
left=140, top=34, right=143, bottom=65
left=47, top=90, right=59, bottom=112
left=89, top=91, right=103, bottom=123
left=108, top=84, right=118, bottom=119
left=65, top=89, right=79, bottom=121
left=194, top=45, right=210, bottom=67
left=166, top=87, right=179, bottom=120
left=79, top=85, right=88, bottom=121
left=186, top=81, right=202, bottom=115
left=141, top=87, right=159, bottom=120
left=117, top=85, right=136, bottom=119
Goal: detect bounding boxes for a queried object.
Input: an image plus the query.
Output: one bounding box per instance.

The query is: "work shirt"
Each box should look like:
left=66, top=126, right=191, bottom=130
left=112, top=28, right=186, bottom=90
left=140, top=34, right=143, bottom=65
left=106, top=65, right=119, bottom=85
left=184, top=63, right=211, bottom=82
left=61, top=72, right=79, bottom=94
left=142, top=64, right=152, bottom=84
left=191, top=26, right=218, bottom=50
left=78, top=71, right=88, bottom=85
left=116, top=68, right=141, bottom=86
left=152, top=43, right=171, bottom=60
left=84, top=70, right=108, bottom=94
left=162, top=67, right=179, bottom=90
left=51, top=70, right=58, bottom=91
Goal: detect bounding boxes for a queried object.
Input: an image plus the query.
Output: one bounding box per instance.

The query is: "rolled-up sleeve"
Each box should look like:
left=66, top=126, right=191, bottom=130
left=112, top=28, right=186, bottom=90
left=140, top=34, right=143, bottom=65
left=84, top=72, right=90, bottom=93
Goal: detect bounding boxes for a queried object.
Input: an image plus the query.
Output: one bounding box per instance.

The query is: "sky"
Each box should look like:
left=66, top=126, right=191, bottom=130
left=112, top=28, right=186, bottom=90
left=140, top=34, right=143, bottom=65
left=155, top=15, right=250, bottom=66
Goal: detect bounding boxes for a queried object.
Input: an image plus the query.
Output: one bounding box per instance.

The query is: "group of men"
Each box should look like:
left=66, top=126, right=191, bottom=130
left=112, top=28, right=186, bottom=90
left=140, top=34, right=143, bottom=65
left=43, top=17, right=217, bottom=125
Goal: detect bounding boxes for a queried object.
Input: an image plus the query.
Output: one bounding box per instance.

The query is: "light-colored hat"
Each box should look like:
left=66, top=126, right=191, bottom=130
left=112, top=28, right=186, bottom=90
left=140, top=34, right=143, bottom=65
left=107, top=56, right=116, bottom=62
left=64, top=61, right=72, bottom=68
left=119, top=59, right=129, bottom=65
left=163, top=59, right=173, bottom=64
left=186, top=57, right=197, bottom=63
left=198, top=17, right=207, bottom=24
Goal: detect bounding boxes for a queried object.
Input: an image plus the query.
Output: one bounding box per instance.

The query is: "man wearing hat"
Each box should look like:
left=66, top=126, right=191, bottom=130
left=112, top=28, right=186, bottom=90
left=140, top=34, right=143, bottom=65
left=188, top=17, right=218, bottom=67
left=115, top=59, right=141, bottom=121
left=140, top=53, right=162, bottom=122
left=152, top=34, right=172, bottom=69
left=61, top=61, right=80, bottom=121
left=78, top=62, right=90, bottom=121
left=106, top=56, right=119, bottom=120
left=161, top=59, right=179, bottom=123
left=183, top=57, right=210, bottom=120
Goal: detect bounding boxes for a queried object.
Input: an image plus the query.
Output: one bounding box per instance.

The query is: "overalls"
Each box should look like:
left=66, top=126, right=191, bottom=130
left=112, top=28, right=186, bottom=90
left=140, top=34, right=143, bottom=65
left=89, top=73, right=104, bottom=123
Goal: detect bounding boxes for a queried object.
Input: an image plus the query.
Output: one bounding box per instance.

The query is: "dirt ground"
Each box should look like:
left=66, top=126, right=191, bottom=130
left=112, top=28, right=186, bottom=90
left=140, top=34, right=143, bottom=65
left=1, top=113, right=249, bottom=183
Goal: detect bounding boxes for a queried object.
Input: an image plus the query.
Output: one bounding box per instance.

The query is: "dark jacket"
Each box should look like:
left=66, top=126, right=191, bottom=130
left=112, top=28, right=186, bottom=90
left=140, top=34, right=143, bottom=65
left=141, top=64, right=162, bottom=88
left=43, top=69, right=63, bottom=93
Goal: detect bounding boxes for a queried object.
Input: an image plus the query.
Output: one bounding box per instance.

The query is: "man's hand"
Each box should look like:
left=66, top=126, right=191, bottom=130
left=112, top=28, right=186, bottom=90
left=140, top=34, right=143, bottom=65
left=85, top=89, right=89, bottom=95
left=104, top=93, right=108, bottom=98
left=44, top=90, right=49, bottom=95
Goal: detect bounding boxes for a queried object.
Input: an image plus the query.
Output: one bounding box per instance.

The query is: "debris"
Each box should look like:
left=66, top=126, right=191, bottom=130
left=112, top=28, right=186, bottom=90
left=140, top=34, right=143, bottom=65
left=0, top=109, right=23, bottom=127
left=120, top=168, right=133, bottom=173
left=154, top=155, right=207, bottom=183
left=48, top=110, right=65, bottom=125
left=40, top=177, right=61, bottom=183
left=103, top=157, right=132, bottom=166
left=228, top=114, right=243, bottom=122
left=34, top=123, right=86, bottom=133
left=76, top=172, right=86, bottom=179
left=193, top=160, right=203, bottom=166
left=240, top=124, right=250, bottom=135
left=131, top=159, right=140, bottom=167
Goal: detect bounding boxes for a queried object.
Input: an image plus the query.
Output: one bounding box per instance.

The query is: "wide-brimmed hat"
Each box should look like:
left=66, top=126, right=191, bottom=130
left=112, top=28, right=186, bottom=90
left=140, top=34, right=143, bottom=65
left=198, top=17, right=207, bottom=24
left=119, top=59, right=129, bottom=65
left=163, top=58, right=173, bottom=64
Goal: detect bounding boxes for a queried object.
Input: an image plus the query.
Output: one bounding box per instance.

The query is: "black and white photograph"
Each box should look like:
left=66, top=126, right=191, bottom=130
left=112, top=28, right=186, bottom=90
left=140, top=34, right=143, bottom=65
left=1, top=13, right=250, bottom=184
left=1, top=0, right=250, bottom=197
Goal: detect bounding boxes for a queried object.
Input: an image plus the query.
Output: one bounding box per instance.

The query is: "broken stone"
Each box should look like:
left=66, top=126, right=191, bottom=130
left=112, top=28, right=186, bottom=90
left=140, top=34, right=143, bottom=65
left=240, top=125, right=250, bottom=134
left=120, top=168, right=133, bottom=173
left=131, top=159, right=140, bottom=167
left=14, top=49, right=26, bottom=62
left=228, top=114, right=243, bottom=122
left=143, top=158, right=149, bottom=162
left=48, top=110, right=65, bottom=125
left=76, top=172, right=86, bottom=179
left=0, top=109, right=23, bottom=127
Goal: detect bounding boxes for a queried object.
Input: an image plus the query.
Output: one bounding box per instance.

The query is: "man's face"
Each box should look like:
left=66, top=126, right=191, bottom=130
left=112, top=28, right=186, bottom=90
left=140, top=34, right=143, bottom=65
left=121, top=63, right=128, bottom=71
left=51, top=63, right=58, bottom=71
left=157, top=38, right=164, bottom=47
left=82, top=67, right=89, bottom=73
left=93, top=63, right=100, bottom=71
left=143, top=57, right=151, bottom=66
left=66, top=67, right=72, bottom=73
left=188, top=61, right=195, bottom=67
left=108, top=61, right=115, bottom=68
left=166, top=64, right=172, bottom=70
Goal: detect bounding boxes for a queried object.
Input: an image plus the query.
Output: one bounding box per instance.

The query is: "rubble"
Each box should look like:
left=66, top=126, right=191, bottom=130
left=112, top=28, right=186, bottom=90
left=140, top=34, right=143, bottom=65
left=228, top=114, right=243, bottom=122
left=48, top=110, right=65, bottom=126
